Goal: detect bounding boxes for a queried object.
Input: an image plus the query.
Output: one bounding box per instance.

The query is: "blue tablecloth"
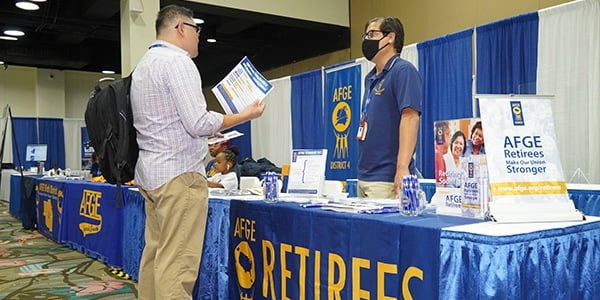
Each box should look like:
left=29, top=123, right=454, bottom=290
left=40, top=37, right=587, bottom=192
left=123, top=189, right=232, bottom=300
left=9, top=174, right=22, bottom=218
left=10, top=177, right=600, bottom=298
left=227, top=200, right=481, bottom=299
left=60, top=180, right=130, bottom=267
left=10, top=174, right=42, bottom=229
left=440, top=220, right=600, bottom=299
left=569, top=188, right=600, bottom=216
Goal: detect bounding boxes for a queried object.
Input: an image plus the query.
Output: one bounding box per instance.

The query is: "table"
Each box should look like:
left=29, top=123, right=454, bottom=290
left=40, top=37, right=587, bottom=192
left=9, top=173, right=41, bottom=229
left=227, top=199, right=482, bottom=299
left=123, top=188, right=231, bottom=299
left=35, top=178, right=130, bottom=267
left=0, top=169, right=19, bottom=201
left=568, top=184, right=600, bottom=216
left=11, top=177, right=600, bottom=299
left=440, top=218, right=600, bottom=299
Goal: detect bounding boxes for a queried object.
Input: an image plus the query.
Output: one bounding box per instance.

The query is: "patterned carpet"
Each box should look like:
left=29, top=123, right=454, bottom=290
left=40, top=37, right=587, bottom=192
left=0, top=201, right=138, bottom=299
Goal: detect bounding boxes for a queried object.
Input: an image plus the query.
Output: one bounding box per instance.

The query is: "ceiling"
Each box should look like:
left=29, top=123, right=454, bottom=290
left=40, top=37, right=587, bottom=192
left=0, top=0, right=350, bottom=87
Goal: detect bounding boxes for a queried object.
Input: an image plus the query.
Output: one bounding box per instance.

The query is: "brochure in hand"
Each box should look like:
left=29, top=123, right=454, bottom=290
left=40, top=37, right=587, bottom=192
left=207, top=130, right=244, bottom=145
left=211, top=56, right=273, bottom=114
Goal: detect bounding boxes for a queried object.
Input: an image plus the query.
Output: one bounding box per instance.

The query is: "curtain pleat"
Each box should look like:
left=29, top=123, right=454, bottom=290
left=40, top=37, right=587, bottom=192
left=418, top=29, right=473, bottom=178
left=291, top=70, right=325, bottom=149
left=476, top=12, right=539, bottom=94
left=537, top=0, right=600, bottom=184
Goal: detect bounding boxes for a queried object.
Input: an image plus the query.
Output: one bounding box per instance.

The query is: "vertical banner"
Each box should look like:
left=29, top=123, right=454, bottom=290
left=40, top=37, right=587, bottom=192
left=324, top=64, right=361, bottom=180
left=478, top=95, right=582, bottom=222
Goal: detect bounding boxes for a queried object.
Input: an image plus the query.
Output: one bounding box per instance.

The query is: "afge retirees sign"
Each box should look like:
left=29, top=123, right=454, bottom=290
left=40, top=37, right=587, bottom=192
left=478, top=95, right=583, bottom=223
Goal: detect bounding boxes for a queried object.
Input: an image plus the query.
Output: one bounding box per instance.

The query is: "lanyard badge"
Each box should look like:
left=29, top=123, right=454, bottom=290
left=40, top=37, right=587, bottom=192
left=358, top=78, right=384, bottom=141
left=357, top=120, right=368, bottom=141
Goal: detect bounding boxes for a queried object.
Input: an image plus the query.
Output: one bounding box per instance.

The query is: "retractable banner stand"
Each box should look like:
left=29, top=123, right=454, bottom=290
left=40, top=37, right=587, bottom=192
left=478, top=95, right=583, bottom=222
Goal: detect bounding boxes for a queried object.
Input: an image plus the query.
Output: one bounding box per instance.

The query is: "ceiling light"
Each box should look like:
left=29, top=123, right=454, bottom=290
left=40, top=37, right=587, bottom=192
left=4, top=30, right=25, bottom=37
left=207, top=38, right=217, bottom=43
left=0, top=36, right=18, bottom=41
left=102, top=70, right=115, bottom=74
left=193, top=18, right=205, bottom=24
left=30, top=0, right=48, bottom=2
left=15, top=1, right=40, bottom=10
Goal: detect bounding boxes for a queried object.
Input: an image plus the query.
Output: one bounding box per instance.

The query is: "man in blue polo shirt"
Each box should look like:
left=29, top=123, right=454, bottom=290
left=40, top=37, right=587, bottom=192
left=357, top=16, right=422, bottom=199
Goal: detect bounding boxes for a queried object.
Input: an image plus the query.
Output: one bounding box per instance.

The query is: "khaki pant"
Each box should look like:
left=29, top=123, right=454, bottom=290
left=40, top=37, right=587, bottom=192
left=358, top=180, right=395, bottom=199
left=137, top=172, right=208, bottom=300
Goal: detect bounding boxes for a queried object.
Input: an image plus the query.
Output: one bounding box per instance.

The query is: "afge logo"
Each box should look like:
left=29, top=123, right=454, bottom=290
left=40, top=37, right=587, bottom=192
left=234, top=241, right=256, bottom=300
left=79, top=189, right=103, bottom=237
left=331, top=87, right=352, bottom=159
left=510, top=101, right=525, bottom=126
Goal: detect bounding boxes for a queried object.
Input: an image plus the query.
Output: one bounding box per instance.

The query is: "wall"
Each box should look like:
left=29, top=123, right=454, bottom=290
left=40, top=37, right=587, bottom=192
left=0, top=66, right=37, bottom=117
left=190, top=0, right=349, bottom=26
left=2, top=0, right=573, bottom=118
left=1, top=66, right=114, bottom=119
left=65, top=71, right=119, bottom=119
left=349, top=0, right=571, bottom=59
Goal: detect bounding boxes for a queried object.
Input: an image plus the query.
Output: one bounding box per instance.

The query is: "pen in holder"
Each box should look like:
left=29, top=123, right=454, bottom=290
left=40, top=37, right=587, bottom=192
left=262, top=172, right=279, bottom=203
left=400, top=175, right=426, bottom=216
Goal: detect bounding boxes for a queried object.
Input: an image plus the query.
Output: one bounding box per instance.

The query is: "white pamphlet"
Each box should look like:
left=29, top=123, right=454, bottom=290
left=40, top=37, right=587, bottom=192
left=286, top=149, right=328, bottom=195
left=207, top=130, right=244, bottom=145
left=211, top=56, right=273, bottom=114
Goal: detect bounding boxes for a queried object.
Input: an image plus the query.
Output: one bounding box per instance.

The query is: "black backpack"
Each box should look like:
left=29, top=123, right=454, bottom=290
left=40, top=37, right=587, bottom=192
left=84, top=74, right=138, bottom=206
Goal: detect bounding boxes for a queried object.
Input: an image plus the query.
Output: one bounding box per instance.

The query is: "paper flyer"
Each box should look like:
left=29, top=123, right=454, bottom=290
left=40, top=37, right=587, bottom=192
left=207, top=130, right=244, bottom=145
left=211, top=56, right=273, bottom=114
left=286, top=149, right=328, bottom=195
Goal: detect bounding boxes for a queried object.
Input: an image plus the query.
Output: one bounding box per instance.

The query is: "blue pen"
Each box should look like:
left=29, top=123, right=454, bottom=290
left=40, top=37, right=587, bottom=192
left=301, top=203, right=324, bottom=208
left=364, top=206, right=399, bottom=214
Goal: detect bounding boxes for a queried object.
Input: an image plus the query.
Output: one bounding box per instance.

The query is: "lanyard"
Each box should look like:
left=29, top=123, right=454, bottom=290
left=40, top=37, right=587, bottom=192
left=149, top=43, right=165, bottom=49
left=360, top=81, right=379, bottom=120
left=360, top=56, right=400, bottom=120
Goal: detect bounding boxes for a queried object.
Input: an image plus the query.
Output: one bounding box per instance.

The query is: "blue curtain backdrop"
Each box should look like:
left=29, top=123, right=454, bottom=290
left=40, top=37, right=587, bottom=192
left=476, top=12, right=539, bottom=94
left=228, top=122, right=252, bottom=161
left=11, top=117, right=38, bottom=169
left=290, top=69, right=325, bottom=149
left=12, top=117, right=65, bottom=170
left=418, top=29, right=473, bottom=179
left=38, top=118, right=66, bottom=169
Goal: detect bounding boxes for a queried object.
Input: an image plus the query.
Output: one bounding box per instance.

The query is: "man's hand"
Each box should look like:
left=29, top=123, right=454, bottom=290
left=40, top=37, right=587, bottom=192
left=242, top=99, right=266, bottom=120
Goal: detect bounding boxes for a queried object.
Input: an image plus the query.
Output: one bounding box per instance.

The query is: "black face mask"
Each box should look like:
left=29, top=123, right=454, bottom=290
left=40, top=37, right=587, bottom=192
left=361, top=36, right=389, bottom=61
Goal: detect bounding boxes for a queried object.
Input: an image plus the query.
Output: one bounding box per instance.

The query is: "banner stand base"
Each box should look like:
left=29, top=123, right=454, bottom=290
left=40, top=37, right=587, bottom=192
left=489, top=201, right=585, bottom=223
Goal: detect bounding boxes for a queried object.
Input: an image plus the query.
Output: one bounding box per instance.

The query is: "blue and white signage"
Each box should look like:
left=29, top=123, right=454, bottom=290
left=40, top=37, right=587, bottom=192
left=478, top=96, right=582, bottom=222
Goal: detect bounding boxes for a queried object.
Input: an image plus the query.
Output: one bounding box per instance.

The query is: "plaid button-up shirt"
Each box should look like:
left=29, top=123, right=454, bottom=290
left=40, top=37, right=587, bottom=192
left=131, top=40, right=223, bottom=190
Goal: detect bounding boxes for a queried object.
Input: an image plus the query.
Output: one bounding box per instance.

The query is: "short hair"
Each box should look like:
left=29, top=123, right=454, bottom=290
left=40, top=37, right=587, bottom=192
left=450, top=131, right=467, bottom=155
left=156, top=4, right=194, bottom=35
left=365, top=17, right=405, bottom=54
left=470, top=121, right=483, bottom=137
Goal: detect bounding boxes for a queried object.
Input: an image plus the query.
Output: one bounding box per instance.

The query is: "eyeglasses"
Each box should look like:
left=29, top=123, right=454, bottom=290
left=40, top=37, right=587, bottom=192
left=176, top=22, right=201, bottom=35
left=362, top=30, right=388, bottom=40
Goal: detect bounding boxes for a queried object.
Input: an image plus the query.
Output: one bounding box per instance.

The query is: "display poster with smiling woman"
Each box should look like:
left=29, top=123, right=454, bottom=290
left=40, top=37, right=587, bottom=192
left=432, top=118, right=489, bottom=218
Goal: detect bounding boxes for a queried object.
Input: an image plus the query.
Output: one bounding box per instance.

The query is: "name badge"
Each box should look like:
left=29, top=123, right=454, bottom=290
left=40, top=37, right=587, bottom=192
left=357, top=120, right=368, bottom=141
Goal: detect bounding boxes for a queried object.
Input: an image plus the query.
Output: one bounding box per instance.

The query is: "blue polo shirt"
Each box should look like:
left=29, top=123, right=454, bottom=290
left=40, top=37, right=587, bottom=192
left=358, top=54, right=422, bottom=182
